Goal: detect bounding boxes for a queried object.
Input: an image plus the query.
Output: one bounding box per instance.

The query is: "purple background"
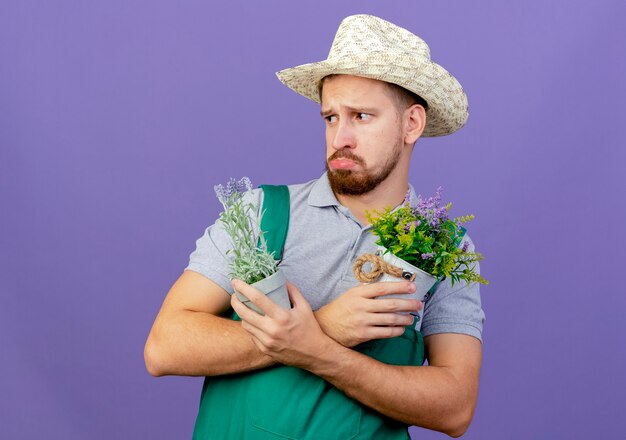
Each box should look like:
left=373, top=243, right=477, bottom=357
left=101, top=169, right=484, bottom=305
left=1, top=1, right=625, bottom=439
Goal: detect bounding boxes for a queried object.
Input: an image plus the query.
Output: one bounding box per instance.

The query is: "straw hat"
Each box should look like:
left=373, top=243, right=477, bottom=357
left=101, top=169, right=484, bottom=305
left=276, top=14, right=469, bottom=137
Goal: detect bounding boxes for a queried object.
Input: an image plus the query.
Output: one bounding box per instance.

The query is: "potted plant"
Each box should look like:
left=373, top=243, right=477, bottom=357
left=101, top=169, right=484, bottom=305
left=214, top=177, right=290, bottom=314
left=354, top=187, right=488, bottom=321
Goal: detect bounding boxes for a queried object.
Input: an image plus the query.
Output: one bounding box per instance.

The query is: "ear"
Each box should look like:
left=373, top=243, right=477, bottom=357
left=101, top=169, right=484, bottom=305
left=403, top=104, right=426, bottom=145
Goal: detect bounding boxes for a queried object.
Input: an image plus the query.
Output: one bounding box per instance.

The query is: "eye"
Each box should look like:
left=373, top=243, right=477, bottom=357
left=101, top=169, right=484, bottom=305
left=357, top=113, right=370, bottom=121
left=325, top=115, right=337, bottom=124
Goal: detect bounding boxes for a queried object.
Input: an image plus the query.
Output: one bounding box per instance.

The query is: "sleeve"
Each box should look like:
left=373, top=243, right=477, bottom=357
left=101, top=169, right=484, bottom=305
left=420, top=234, right=486, bottom=342
left=185, top=188, right=264, bottom=294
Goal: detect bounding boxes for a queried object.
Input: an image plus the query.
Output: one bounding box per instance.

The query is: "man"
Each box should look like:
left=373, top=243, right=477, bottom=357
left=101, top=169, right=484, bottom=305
left=145, top=14, right=484, bottom=439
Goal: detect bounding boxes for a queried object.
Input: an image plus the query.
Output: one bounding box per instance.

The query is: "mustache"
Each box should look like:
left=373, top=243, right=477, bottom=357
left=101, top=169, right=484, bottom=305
left=327, top=150, right=365, bottom=166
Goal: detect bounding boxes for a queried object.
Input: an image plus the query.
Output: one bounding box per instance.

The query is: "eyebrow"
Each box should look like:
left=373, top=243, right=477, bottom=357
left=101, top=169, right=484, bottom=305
left=320, top=106, right=377, bottom=117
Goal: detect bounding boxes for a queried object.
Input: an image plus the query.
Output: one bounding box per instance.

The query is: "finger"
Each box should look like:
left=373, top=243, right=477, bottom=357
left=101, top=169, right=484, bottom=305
left=364, top=325, right=406, bottom=340
left=286, top=282, right=310, bottom=311
left=245, top=329, right=272, bottom=355
left=248, top=334, right=265, bottom=352
left=358, top=281, right=417, bottom=299
left=369, top=312, right=415, bottom=327
left=232, top=279, right=281, bottom=318
left=366, top=298, right=422, bottom=313
left=230, top=290, right=266, bottom=327
left=240, top=318, right=270, bottom=345
left=241, top=318, right=286, bottom=355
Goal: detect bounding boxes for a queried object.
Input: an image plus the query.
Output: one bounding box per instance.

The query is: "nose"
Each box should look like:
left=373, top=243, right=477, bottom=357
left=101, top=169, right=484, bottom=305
left=329, top=119, right=356, bottom=151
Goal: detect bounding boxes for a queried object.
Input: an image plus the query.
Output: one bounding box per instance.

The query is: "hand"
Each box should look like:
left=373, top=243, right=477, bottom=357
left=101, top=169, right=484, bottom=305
left=315, top=281, right=422, bottom=348
left=230, top=279, right=332, bottom=369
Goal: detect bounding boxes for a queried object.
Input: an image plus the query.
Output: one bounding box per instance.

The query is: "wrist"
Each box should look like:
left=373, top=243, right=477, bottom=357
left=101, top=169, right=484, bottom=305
left=314, top=308, right=340, bottom=343
left=305, top=335, right=349, bottom=378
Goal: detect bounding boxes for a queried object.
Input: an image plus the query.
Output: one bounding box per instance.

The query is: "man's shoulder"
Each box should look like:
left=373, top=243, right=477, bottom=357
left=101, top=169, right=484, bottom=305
left=261, top=176, right=338, bottom=221
left=261, top=177, right=322, bottom=203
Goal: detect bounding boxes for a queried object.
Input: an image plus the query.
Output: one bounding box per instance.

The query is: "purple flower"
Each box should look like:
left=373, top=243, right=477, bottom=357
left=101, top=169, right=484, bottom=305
left=228, top=176, right=251, bottom=194
left=403, top=189, right=411, bottom=205
left=435, top=207, right=449, bottom=222
left=461, top=241, right=470, bottom=252
left=214, top=176, right=253, bottom=204
left=413, top=186, right=445, bottom=219
left=421, top=252, right=435, bottom=260
left=434, top=186, right=443, bottom=205
left=404, top=219, right=422, bottom=232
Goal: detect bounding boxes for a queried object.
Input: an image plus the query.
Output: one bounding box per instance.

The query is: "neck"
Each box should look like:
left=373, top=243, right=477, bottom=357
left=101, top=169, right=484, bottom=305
left=335, top=166, right=409, bottom=226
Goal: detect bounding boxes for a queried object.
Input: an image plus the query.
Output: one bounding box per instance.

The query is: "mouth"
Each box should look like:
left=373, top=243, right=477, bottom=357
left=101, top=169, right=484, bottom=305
left=327, top=151, right=364, bottom=171
left=328, top=158, right=358, bottom=170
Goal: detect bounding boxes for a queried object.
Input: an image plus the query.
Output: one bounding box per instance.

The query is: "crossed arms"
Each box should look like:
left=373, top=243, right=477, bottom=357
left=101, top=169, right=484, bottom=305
left=144, top=270, right=481, bottom=438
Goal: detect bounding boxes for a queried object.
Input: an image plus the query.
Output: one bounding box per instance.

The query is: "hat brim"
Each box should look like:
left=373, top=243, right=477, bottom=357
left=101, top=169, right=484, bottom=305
left=276, top=52, right=469, bottom=137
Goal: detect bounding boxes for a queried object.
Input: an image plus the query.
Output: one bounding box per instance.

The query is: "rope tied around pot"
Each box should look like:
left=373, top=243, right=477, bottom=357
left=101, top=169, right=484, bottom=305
left=353, top=253, right=417, bottom=283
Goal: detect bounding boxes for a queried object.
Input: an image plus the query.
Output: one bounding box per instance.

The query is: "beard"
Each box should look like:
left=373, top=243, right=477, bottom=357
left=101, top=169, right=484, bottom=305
left=326, top=140, right=403, bottom=196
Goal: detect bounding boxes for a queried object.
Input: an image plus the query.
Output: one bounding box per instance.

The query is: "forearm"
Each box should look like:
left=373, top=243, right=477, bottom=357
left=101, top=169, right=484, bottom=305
left=308, top=341, right=477, bottom=437
left=229, top=279, right=477, bottom=435
left=144, top=310, right=276, bottom=377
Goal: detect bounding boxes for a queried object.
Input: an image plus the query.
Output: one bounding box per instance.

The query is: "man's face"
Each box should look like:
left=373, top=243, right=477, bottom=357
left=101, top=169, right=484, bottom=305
left=321, top=75, right=405, bottom=196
